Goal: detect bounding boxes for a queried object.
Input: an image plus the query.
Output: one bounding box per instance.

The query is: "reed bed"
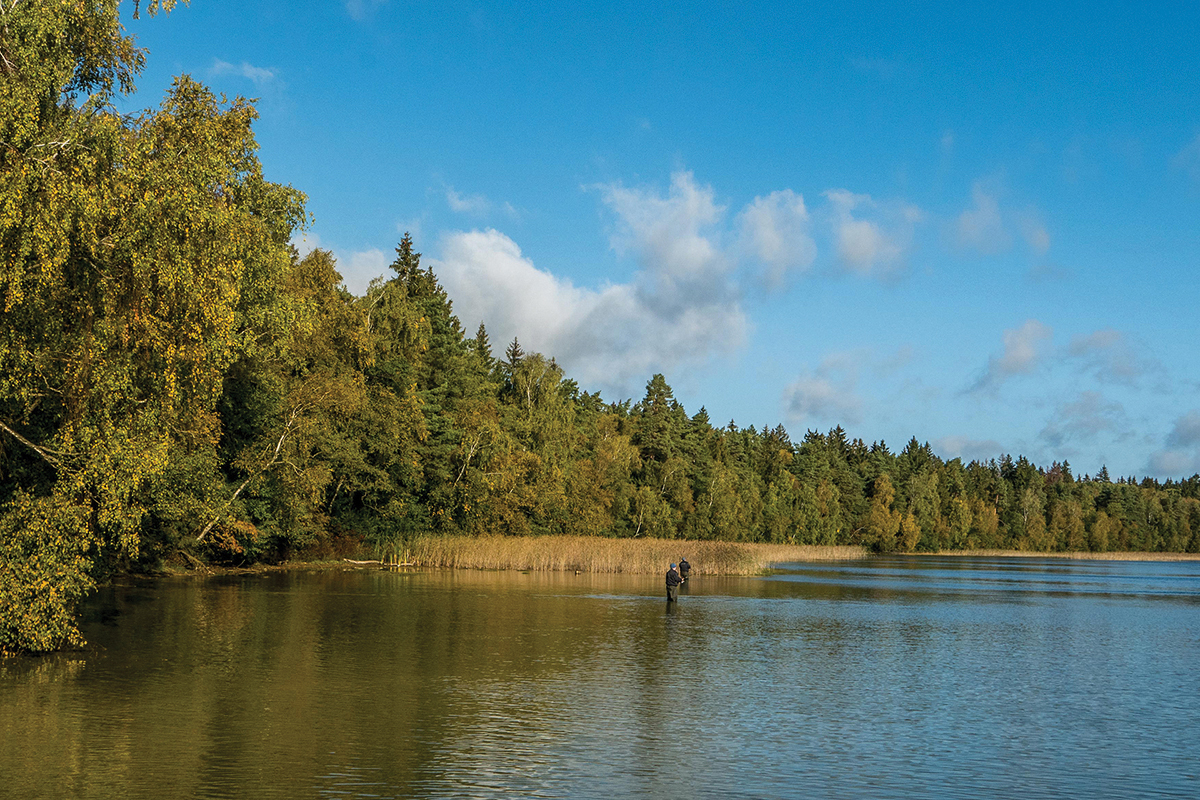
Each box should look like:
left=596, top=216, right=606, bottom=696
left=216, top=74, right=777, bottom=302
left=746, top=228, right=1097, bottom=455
left=396, top=535, right=867, bottom=575
left=928, top=549, right=1200, bottom=562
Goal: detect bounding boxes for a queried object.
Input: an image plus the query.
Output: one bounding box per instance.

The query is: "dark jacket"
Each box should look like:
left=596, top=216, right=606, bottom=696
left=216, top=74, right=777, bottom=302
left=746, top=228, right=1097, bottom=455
left=679, top=559, right=691, bottom=579
left=666, top=568, right=682, bottom=588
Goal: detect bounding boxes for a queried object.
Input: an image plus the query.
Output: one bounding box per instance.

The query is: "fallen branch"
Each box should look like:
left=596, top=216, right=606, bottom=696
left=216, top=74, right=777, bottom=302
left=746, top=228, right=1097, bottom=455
left=180, top=550, right=209, bottom=572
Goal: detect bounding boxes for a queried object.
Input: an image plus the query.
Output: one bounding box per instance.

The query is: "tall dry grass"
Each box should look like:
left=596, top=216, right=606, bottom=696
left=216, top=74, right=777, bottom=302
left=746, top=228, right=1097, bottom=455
left=395, top=535, right=867, bottom=575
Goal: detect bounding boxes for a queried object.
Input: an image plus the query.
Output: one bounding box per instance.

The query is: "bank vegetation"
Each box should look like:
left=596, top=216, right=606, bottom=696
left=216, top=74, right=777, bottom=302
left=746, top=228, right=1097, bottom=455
left=395, top=535, right=865, bottom=574
left=3, top=3, right=1200, bottom=652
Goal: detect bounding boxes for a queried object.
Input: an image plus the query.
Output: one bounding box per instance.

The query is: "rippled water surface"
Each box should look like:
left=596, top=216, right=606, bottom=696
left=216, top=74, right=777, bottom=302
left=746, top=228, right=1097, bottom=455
left=3, top=557, right=1200, bottom=799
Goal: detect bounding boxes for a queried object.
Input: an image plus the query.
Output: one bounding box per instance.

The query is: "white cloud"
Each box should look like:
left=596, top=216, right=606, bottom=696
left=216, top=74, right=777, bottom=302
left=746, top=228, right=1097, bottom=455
left=209, top=59, right=277, bottom=87
left=823, top=189, right=919, bottom=276
left=596, top=170, right=729, bottom=287
left=446, top=187, right=492, bottom=215
left=290, top=231, right=321, bottom=259
left=970, top=319, right=1053, bottom=392
left=426, top=169, right=928, bottom=398
left=783, top=353, right=864, bottom=426
left=336, top=248, right=389, bottom=295
left=587, top=171, right=919, bottom=289
left=994, top=319, right=1052, bottom=375
left=445, top=186, right=520, bottom=220
left=396, top=217, right=424, bottom=244
left=736, top=189, right=816, bottom=287
left=429, top=227, right=746, bottom=396
left=954, top=182, right=1010, bottom=254
left=1171, top=134, right=1200, bottom=182
left=289, top=234, right=386, bottom=293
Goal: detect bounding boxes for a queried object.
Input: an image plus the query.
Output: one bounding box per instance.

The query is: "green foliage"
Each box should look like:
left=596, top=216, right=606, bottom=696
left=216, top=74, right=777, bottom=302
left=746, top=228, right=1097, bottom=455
left=0, top=493, right=93, bottom=653
left=4, top=0, right=1199, bottom=654
left=1, top=0, right=302, bottom=650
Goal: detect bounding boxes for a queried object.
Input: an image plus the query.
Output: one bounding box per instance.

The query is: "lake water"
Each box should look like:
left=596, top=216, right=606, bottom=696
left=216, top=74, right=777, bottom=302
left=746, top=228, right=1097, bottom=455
left=2, top=557, right=1199, bottom=799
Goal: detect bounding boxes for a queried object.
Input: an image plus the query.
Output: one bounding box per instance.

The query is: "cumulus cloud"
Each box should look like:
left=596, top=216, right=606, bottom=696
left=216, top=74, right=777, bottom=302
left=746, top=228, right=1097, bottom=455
left=596, top=171, right=729, bottom=289
left=430, top=226, right=746, bottom=396
left=336, top=248, right=390, bottom=295
left=427, top=169, right=928, bottom=398
left=736, top=189, right=816, bottom=286
left=954, top=182, right=1010, bottom=254
left=783, top=353, right=864, bottom=426
left=823, top=189, right=920, bottom=276
left=1038, top=391, right=1128, bottom=451
left=969, top=319, right=1053, bottom=392
left=1146, top=409, right=1200, bottom=477
left=586, top=171, right=925, bottom=288
left=209, top=59, right=277, bottom=87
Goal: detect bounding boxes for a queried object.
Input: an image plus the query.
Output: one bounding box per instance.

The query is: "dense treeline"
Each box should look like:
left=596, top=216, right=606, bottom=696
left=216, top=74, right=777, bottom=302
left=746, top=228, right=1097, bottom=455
left=3, top=3, right=1199, bottom=651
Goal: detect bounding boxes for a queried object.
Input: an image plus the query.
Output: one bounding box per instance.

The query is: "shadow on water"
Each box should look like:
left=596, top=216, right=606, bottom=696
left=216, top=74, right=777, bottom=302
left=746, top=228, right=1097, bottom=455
left=2, top=560, right=1199, bottom=799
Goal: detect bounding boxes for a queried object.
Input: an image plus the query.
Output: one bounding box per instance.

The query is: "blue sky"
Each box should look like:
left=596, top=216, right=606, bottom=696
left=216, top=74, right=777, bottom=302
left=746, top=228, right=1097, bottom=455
left=121, top=1, right=1200, bottom=479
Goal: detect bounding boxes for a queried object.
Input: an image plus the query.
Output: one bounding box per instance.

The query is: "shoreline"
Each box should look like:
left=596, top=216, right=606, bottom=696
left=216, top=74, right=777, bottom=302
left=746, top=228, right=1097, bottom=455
left=918, top=549, right=1200, bottom=562
left=153, top=537, right=1200, bottom=582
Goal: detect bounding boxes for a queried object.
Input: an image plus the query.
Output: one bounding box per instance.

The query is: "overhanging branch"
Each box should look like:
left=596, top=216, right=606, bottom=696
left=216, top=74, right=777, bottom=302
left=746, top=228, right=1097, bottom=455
left=0, top=421, right=60, bottom=468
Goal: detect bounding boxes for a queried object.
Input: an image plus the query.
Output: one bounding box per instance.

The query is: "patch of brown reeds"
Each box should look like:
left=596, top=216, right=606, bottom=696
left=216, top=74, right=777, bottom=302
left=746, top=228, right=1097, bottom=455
left=397, top=535, right=867, bottom=575
left=926, top=549, right=1200, bottom=562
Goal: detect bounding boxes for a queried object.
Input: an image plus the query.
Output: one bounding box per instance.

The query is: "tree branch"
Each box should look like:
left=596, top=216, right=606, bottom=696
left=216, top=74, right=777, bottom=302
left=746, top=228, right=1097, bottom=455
left=196, top=406, right=302, bottom=543
left=0, top=421, right=60, bottom=467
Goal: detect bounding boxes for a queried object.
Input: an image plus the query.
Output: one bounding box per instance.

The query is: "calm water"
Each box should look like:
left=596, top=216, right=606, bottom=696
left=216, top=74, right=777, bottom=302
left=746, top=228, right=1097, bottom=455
left=3, top=558, right=1199, bottom=799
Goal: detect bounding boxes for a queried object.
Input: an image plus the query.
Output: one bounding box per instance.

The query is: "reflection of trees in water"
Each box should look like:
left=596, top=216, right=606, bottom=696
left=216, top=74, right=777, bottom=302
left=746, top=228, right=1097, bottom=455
left=9, top=565, right=1197, bottom=798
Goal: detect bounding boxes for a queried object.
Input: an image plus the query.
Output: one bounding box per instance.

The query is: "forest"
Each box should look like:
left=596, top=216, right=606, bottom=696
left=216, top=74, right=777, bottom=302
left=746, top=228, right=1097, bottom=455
left=3, top=2, right=1200, bottom=652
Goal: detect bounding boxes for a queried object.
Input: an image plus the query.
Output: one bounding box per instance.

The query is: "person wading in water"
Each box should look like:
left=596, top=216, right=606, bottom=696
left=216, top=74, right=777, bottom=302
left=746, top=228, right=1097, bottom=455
left=666, top=562, right=683, bottom=602
left=679, top=557, right=691, bottom=582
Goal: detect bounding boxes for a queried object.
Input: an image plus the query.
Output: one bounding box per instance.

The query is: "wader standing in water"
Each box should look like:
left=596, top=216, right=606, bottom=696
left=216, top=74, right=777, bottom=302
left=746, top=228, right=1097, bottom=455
left=679, top=558, right=691, bottom=582
left=666, top=563, right=682, bottom=602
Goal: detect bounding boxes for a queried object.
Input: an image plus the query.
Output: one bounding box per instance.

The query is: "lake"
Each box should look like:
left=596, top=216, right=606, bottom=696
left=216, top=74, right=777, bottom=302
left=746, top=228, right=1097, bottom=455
left=2, top=557, right=1199, bottom=799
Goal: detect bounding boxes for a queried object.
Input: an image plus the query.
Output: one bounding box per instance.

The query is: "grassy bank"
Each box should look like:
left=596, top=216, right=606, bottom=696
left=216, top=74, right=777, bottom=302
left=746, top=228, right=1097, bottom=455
left=388, top=535, right=867, bottom=575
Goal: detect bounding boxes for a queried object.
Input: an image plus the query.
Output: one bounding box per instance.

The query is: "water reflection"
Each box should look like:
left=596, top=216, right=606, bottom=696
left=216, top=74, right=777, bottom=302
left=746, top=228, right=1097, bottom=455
left=2, top=560, right=1198, bottom=799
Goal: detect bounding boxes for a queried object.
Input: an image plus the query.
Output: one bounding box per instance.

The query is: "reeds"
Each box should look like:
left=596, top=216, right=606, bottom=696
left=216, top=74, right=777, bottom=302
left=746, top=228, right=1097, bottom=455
left=395, top=534, right=867, bottom=575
